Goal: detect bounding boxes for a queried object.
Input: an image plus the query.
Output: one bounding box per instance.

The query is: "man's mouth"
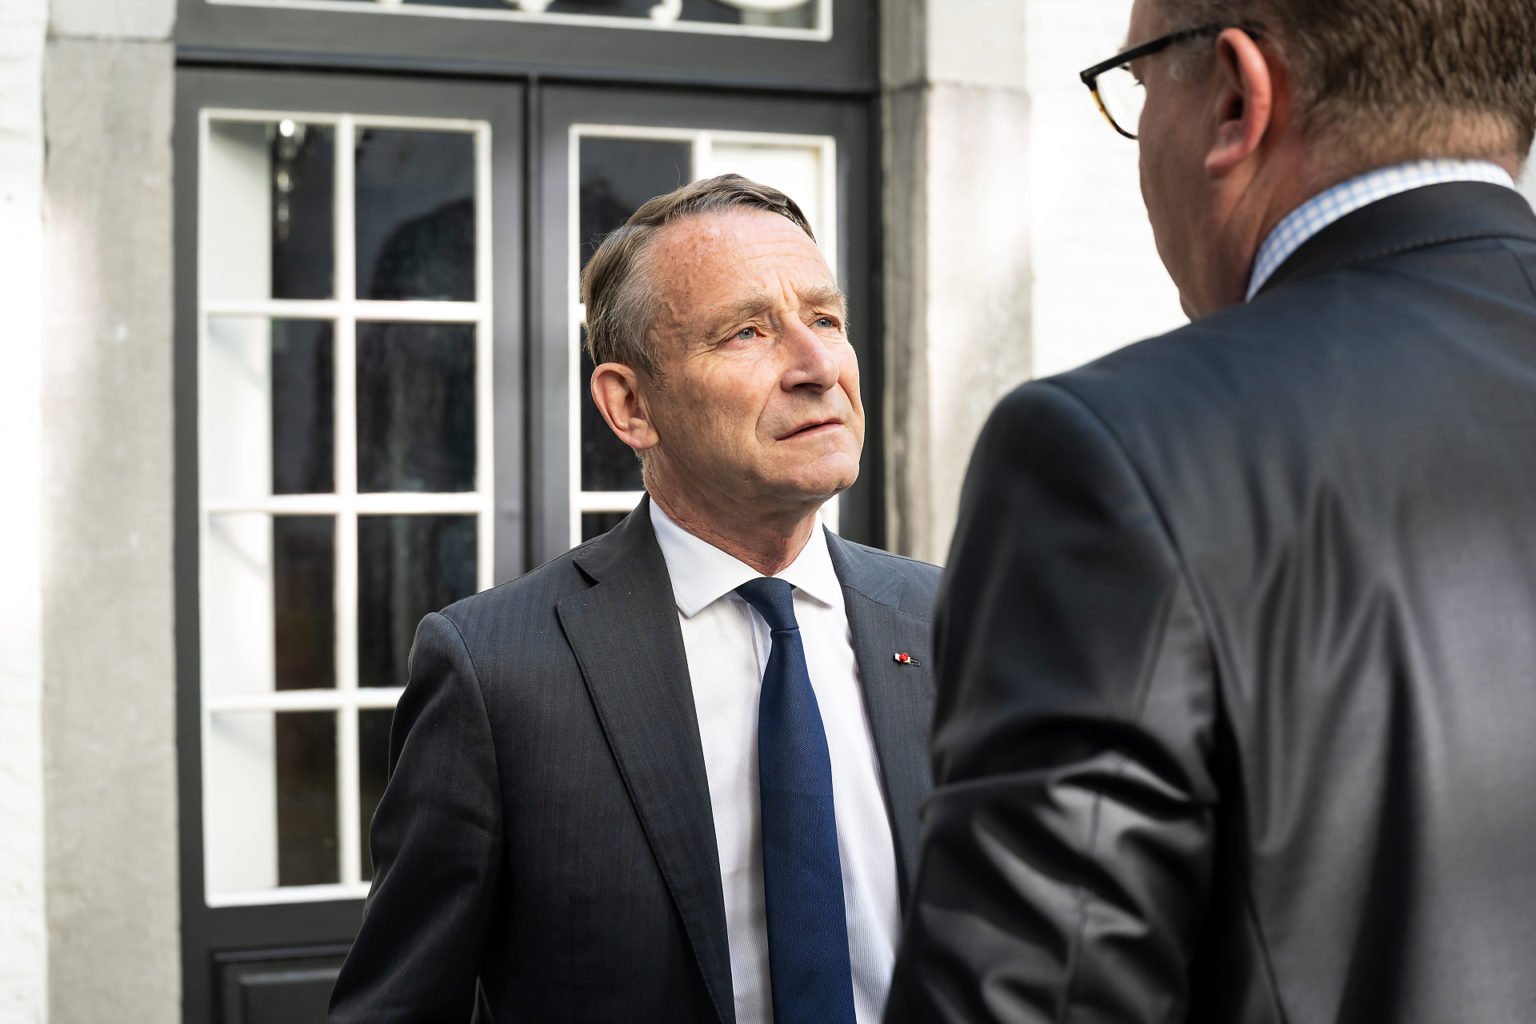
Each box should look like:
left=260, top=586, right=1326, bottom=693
left=780, top=419, right=841, bottom=440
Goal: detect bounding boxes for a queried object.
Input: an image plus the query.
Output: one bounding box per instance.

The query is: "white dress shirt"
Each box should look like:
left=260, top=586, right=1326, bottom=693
left=649, top=500, right=901, bottom=1024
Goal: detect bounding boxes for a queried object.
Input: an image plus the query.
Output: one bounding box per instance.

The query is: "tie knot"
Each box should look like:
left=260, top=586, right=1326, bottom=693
left=736, top=577, right=799, bottom=633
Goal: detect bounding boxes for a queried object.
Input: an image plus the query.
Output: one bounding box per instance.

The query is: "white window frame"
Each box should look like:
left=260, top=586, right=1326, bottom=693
left=197, top=108, right=495, bottom=907
left=566, top=124, right=839, bottom=547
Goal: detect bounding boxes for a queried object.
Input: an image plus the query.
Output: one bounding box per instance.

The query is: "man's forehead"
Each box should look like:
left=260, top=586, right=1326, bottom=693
left=657, top=206, right=813, bottom=253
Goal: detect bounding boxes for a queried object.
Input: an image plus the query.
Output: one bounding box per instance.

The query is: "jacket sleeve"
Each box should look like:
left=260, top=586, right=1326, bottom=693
left=885, top=381, right=1219, bottom=1024
left=329, top=611, right=503, bottom=1023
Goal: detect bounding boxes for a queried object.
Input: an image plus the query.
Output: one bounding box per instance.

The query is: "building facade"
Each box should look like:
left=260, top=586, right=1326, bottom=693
left=3, top=1, right=1532, bottom=1020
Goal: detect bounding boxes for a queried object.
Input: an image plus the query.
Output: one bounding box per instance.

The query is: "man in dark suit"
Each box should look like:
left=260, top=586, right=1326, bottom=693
left=887, top=1, right=1536, bottom=1021
left=329, top=175, right=939, bottom=1024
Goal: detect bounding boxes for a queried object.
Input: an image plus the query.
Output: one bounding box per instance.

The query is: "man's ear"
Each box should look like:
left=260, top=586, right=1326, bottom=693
left=590, top=361, right=660, bottom=453
left=1205, top=27, right=1276, bottom=178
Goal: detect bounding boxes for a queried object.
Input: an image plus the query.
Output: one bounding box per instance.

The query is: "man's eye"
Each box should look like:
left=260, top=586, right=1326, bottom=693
left=814, top=316, right=839, bottom=329
left=735, top=326, right=759, bottom=341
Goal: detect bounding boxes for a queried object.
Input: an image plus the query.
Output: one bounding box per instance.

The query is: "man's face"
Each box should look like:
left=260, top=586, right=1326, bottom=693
left=636, top=208, right=864, bottom=522
left=1130, top=0, right=1216, bottom=316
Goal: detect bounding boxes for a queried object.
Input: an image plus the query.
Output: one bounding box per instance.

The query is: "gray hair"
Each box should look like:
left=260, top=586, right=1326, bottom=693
left=1157, top=0, right=1536, bottom=168
left=579, top=173, right=816, bottom=379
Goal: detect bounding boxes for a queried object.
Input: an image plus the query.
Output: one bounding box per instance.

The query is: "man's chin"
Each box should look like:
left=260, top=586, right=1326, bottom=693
left=785, top=466, right=860, bottom=507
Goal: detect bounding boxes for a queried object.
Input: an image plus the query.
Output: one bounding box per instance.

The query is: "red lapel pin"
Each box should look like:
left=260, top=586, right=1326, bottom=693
left=893, top=652, right=920, bottom=666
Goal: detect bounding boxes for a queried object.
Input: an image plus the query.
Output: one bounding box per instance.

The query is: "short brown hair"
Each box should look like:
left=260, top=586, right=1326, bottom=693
left=1158, top=0, right=1536, bottom=166
left=579, top=173, right=816, bottom=378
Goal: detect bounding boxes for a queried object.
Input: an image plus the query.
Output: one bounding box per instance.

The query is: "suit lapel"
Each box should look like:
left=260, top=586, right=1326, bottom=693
left=557, top=503, right=735, bottom=1024
left=827, top=536, right=936, bottom=903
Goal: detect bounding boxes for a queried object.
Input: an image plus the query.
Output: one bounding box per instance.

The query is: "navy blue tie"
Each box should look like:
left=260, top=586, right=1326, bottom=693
left=736, top=577, right=857, bottom=1024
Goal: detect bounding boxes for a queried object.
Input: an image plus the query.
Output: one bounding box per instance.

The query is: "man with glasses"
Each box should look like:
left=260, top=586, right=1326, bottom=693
left=886, top=1, right=1536, bottom=1021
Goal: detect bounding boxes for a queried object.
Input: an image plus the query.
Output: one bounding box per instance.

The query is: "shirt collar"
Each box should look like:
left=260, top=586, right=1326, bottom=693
left=1246, top=158, right=1517, bottom=301
left=649, top=498, right=844, bottom=618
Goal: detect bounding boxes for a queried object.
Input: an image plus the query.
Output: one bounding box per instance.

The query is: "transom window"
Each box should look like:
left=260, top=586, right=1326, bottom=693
left=196, top=109, right=494, bottom=905
left=206, top=0, right=829, bottom=37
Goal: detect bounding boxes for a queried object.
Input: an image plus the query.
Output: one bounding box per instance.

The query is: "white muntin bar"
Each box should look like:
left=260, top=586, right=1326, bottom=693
left=333, top=113, right=364, bottom=892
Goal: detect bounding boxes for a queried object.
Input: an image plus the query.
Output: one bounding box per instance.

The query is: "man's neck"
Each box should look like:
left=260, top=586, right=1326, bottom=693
left=647, top=487, right=821, bottom=577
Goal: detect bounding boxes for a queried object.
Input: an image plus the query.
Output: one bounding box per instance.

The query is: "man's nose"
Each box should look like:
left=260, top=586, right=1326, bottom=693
left=781, top=320, right=840, bottom=391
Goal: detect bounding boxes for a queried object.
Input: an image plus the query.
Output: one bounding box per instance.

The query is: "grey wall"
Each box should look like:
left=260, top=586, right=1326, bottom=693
left=0, top=0, right=51, bottom=1016
left=881, top=0, right=1034, bottom=565
left=41, top=0, right=181, bottom=1019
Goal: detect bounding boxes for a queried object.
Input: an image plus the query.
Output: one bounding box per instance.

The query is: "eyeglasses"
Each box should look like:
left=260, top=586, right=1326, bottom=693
left=1078, top=23, right=1261, bottom=140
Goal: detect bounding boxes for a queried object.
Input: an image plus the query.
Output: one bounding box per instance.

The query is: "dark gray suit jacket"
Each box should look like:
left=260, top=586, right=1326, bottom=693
left=330, top=499, right=940, bottom=1023
left=886, top=182, right=1536, bottom=1023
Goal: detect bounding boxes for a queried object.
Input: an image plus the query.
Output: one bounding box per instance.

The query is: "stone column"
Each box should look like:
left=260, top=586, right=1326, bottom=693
left=41, top=0, right=180, bottom=1020
left=880, top=0, right=1182, bottom=564
left=881, top=0, right=1033, bottom=565
left=0, top=0, right=51, bottom=1018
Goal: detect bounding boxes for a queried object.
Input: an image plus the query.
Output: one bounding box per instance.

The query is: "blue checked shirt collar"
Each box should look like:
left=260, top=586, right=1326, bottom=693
left=1246, top=158, right=1517, bottom=301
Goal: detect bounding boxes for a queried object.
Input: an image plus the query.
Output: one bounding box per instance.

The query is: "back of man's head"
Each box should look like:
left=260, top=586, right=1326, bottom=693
left=1161, top=0, right=1536, bottom=170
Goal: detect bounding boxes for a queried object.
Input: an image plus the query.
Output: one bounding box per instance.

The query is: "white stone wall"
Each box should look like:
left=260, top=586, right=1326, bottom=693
left=1023, top=0, right=1184, bottom=378
left=0, top=0, right=51, bottom=1020
left=882, top=0, right=1181, bottom=563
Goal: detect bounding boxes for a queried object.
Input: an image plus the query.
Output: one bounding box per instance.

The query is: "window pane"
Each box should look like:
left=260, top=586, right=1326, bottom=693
left=204, top=317, right=335, bottom=499
left=358, top=708, right=393, bottom=881
left=205, top=514, right=336, bottom=697
left=204, top=514, right=276, bottom=699
left=274, top=516, right=337, bottom=691
left=356, top=322, right=477, bottom=493
left=206, top=710, right=340, bottom=892
left=276, top=711, right=341, bottom=887
left=577, top=137, right=691, bottom=492
left=705, top=140, right=827, bottom=243
left=356, top=129, right=476, bottom=301
left=577, top=137, right=692, bottom=269
left=205, top=120, right=335, bottom=302
left=578, top=328, right=645, bottom=493
left=357, top=515, right=478, bottom=688
left=582, top=510, right=633, bottom=542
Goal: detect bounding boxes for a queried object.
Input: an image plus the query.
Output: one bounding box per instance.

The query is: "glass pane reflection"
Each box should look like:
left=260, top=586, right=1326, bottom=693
left=272, top=320, right=336, bottom=495
left=578, top=137, right=692, bottom=269
left=356, top=323, right=477, bottom=493
left=273, top=516, right=336, bottom=691
left=204, top=318, right=335, bottom=500
left=205, top=120, right=335, bottom=302
left=582, top=510, right=633, bottom=543
left=275, top=711, right=340, bottom=887
left=578, top=138, right=691, bottom=492
left=358, top=708, right=392, bottom=881
left=579, top=329, right=645, bottom=493
left=357, top=515, right=478, bottom=689
left=356, top=129, right=476, bottom=301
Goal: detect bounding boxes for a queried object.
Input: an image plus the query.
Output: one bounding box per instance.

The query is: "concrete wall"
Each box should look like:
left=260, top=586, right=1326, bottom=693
left=0, top=1, right=52, bottom=1020
left=40, top=0, right=181, bottom=1020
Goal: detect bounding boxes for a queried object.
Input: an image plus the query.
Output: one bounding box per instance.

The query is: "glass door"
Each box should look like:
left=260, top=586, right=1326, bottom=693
left=174, top=69, right=524, bottom=1024
left=531, top=84, right=879, bottom=563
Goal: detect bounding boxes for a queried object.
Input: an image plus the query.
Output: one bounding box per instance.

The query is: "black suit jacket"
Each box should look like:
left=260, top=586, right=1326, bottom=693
left=330, top=499, right=940, bottom=1023
left=886, top=183, right=1536, bottom=1023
